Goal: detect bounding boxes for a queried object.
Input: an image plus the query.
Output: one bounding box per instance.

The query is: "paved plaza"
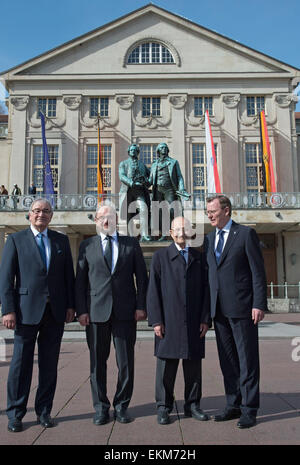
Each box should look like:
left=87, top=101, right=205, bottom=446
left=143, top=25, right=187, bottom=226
left=0, top=313, right=299, bottom=447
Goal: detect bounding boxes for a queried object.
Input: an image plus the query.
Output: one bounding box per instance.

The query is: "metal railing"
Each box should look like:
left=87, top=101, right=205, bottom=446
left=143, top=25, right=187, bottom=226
left=1, top=192, right=300, bottom=212
left=268, top=282, right=300, bottom=299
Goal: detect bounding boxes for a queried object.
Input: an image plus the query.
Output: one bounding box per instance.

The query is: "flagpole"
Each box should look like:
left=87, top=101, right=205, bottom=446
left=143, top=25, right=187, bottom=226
left=205, top=110, right=221, bottom=194
left=96, top=114, right=104, bottom=203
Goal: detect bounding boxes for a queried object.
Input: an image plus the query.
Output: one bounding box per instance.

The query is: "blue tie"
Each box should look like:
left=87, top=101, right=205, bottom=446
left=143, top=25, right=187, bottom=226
left=180, top=249, right=188, bottom=264
left=37, top=233, right=47, bottom=268
left=215, top=230, right=224, bottom=265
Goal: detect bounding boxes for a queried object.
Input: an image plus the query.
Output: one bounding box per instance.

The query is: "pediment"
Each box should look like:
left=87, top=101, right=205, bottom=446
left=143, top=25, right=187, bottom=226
left=2, top=4, right=299, bottom=78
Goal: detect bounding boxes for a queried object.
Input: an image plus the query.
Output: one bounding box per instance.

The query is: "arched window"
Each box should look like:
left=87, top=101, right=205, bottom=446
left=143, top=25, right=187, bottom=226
left=127, top=42, right=175, bottom=64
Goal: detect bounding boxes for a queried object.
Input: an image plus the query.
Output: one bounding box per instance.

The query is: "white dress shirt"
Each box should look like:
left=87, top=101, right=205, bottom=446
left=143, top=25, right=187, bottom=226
left=31, top=225, right=51, bottom=270
left=100, top=231, right=118, bottom=272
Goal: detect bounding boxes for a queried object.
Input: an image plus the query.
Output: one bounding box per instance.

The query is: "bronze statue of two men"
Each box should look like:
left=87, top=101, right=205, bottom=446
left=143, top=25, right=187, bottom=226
left=119, top=142, right=190, bottom=241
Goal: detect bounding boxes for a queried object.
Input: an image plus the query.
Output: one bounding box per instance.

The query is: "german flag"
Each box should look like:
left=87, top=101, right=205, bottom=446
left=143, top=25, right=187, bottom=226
left=259, top=110, right=276, bottom=192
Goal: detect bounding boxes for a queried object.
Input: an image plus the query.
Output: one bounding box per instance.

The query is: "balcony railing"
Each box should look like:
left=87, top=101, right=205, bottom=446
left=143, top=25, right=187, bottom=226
left=1, top=192, right=300, bottom=212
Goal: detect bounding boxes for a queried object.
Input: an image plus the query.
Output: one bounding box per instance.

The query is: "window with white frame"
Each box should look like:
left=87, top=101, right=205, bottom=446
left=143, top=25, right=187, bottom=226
left=194, top=97, right=213, bottom=117
left=245, top=143, right=264, bottom=192
left=192, top=143, right=218, bottom=200
left=89, top=97, right=109, bottom=118
left=139, top=144, right=158, bottom=168
left=128, top=42, right=174, bottom=64
left=86, top=145, right=112, bottom=193
left=142, top=97, right=161, bottom=117
left=38, top=98, right=57, bottom=118
left=246, top=96, right=265, bottom=116
left=33, top=145, right=59, bottom=193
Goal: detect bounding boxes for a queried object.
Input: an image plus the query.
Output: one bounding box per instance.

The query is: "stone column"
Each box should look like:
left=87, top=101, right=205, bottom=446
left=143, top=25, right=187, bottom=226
left=221, top=94, right=240, bottom=193
left=169, top=94, right=187, bottom=176
left=274, top=93, right=298, bottom=192
left=62, top=95, right=82, bottom=194
left=9, top=96, right=29, bottom=191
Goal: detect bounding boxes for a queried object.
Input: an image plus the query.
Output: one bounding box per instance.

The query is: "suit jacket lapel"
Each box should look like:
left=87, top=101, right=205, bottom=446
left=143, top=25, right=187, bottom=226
left=217, top=221, right=240, bottom=267
left=112, top=233, right=126, bottom=275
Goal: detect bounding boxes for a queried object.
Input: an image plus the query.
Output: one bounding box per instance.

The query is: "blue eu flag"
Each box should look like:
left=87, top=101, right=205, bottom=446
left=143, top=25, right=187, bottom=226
left=40, top=111, right=55, bottom=197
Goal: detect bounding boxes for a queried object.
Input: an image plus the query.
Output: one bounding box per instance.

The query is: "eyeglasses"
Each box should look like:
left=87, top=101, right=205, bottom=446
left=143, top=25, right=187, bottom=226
left=31, top=209, right=52, bottom=215
left=95, top=215, right=116, bottom=222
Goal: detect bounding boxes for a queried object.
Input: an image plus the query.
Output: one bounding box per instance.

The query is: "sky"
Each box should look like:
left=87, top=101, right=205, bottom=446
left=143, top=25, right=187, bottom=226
left=1, top=0, right=300, bottom=110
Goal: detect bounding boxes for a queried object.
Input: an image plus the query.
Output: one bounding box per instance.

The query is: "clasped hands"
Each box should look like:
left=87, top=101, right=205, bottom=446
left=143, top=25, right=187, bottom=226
left=78, top=309, right=147, bottom=326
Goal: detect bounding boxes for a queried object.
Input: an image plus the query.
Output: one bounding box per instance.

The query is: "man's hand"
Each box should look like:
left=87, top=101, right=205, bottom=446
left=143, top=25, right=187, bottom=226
left=154, top=324, right=165, bottom=339
left=65, top=308, right=75, bottom=323
left=200, top=323, right=209, bottom=338
left=135, top=310, right=147, bottom=321
left=252, top=308, right=265, bottom=325
left=78, top=313, right=90, bottom=326
left=3, top=312, right=16, bottom=330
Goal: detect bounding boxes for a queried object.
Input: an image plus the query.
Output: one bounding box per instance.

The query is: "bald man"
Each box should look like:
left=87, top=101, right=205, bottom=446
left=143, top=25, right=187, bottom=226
left=75, top=204, right=148, bottom=425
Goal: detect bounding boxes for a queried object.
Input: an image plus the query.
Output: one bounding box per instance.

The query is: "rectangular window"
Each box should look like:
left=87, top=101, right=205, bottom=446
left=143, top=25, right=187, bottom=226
left=139, top=144, right=158, bottom=167
left=194, top=97, right=213, bottom=117
left=86, top=145, right=112, bottom=193
left=245, top=143, right=264, bottom=192
left=89, top=97, right=109, bottom=118
left=192, top=143, right=218, bottom=201
left=38, top=98, right=57, bottom=118
left=33, top=145, right=59, bottom=193
left=142, top=97, right=161, bottom=117
left=247, top=96, right=265, bottom=116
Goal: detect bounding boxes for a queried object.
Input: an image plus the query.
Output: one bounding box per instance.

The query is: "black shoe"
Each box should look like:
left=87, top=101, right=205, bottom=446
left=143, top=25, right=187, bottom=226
left=237, top=414, right=256, bottom=429
left=8, top=418, right=23, bottom=433
left=114, top=409, right=131, bottom=424
left=93, top=411, right=109, bottom=425
left=184, top=405, right=209, bottom=421
left=214, top=408, right=241, bottom=422
left=37, top=414, right=55, bottom=428
left=157, top=409, right=170, bottom=425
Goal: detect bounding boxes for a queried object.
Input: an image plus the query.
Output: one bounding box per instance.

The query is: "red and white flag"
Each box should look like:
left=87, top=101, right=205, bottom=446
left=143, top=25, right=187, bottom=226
left=205, top=110, right=221, bottom=194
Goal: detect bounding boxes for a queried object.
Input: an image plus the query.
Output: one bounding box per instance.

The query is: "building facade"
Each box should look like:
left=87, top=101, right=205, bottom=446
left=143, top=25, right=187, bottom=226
left=1, top=4, right=300, bottom=299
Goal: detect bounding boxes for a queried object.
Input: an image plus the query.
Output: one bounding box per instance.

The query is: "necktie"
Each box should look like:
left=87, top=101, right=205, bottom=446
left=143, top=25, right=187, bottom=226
left=104, top=235, right=113, bottom=272
left=37, top=233, right=47, bottom=268
left=180, top=249, right=188, bottom=265
left=215, top=230, right=225, bottom=265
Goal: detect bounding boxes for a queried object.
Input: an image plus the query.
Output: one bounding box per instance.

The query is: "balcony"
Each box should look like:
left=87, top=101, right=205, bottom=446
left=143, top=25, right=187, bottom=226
left=1, top=192, right=300, bottom=212
left=0, top=192, right=299, bottom=235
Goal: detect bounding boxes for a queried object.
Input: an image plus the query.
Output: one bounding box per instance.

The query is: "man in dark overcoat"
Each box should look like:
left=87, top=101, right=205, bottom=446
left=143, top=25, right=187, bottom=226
left=147, top=216, right=211, bottom=425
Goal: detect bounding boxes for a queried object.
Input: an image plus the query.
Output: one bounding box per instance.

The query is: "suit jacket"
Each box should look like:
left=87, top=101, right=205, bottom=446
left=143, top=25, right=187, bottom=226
left=75, top=234, right=148, bottom=322
left=0, top=228, right=75, bottom=325
left=147, top=243, right=210, bottom=360
left=204, top=221, right=267, bottom=319
left=149, top=157, right=185, bottom=200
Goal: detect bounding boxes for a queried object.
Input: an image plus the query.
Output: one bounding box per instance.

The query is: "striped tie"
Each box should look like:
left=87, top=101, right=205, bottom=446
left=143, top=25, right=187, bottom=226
left=215, top=230, right=224, bottom=265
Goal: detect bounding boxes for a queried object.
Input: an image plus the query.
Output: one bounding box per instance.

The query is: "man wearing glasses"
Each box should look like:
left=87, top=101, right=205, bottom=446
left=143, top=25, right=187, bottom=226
left=0, top=199, right=75, bottom=432
left=75, top=203, right=148, bottom=425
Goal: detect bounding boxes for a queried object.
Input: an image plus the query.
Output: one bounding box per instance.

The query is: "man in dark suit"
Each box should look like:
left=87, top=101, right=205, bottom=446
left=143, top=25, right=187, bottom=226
left=75, top=203, right=148, bottom=425
left=204, top=195, right=267, bottom=429
left=0, top=199, right=75, bottom=432
left=147, top=216, right=210, bottom=425
left=28, top=182, right=37, bottom=195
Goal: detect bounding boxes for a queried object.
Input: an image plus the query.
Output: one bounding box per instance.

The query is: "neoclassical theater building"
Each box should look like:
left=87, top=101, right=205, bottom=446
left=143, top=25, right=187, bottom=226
left=1, top=4, right=300, bottom=302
